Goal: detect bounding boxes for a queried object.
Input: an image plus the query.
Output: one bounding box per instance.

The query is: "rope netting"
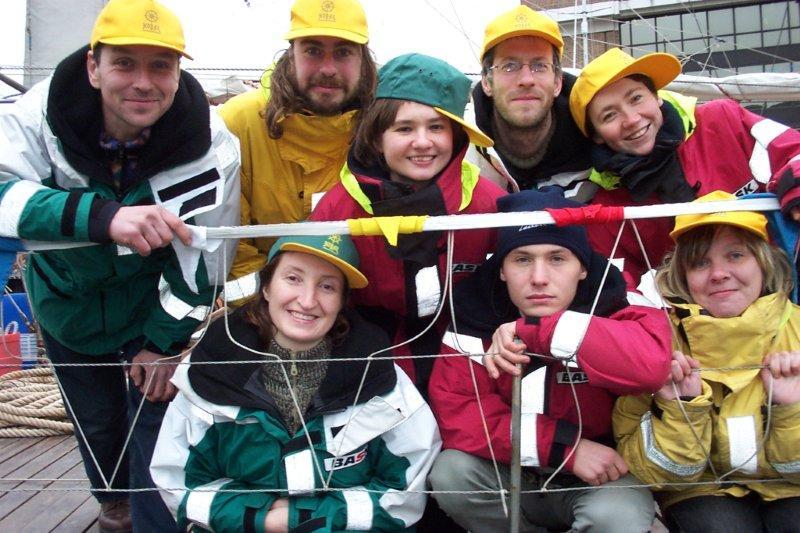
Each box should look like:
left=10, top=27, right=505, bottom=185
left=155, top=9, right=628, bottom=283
left=0, top=196, right=795, bottom=520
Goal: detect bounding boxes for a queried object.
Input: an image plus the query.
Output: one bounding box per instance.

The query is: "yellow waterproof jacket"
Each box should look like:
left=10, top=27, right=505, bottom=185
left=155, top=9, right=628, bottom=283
left=613, top=293, right=800, bottom=510
left=218, top=78, right=357, bottom=291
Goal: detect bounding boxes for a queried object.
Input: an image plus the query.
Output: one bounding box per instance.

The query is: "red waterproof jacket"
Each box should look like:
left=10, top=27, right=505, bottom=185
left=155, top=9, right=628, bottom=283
left=311, top=146, right=506, bottom=384
left=587, top=97, right=800, bottom=282
left=429, top=304, right=671, bottom=472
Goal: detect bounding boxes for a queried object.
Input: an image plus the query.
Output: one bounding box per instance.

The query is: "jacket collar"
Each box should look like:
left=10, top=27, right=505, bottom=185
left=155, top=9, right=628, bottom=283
left=340, top=144, right=481, bottom=215
left=185, top=308, right=396, bottom=415
left=275, top=111, right=358, bottom=172
left=46, top=46, right=211, bottom=187
left=669, top=292, right=794, bottom=391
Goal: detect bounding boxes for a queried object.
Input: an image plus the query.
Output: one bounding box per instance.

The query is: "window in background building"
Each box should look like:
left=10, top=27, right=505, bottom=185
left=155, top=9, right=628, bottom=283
left=620, top=1, right=799, bottom=75
left=618, top=1, right=799, bottom=128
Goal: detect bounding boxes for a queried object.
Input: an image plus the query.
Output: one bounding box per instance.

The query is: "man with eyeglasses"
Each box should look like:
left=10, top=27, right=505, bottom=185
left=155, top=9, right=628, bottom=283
left=468, top=6, right=594, bottom=201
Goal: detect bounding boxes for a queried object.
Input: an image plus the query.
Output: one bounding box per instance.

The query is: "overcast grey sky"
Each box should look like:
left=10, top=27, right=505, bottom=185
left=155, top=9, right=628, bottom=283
left=1, top=0, right=517, bottom=97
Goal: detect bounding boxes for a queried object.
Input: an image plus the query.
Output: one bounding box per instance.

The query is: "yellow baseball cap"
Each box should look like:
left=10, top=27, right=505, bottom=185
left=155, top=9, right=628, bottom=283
left=481, top=5, right=563, bottom=61
left=285, top=0, right=368, bottom=45
left=90, top=0, right=191, bottom=59
left=569, top=47, right=681, bottom=136
left=670, top=190, right=769, bottom=242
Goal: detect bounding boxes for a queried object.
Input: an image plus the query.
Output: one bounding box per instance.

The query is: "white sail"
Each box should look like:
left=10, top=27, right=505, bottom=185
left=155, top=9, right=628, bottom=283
left=23, top=0, right=106, bottom=88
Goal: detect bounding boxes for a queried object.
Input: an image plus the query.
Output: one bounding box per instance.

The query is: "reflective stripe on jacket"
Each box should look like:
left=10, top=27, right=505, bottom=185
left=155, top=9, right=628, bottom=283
left=614, top=293, right=800, bottom=509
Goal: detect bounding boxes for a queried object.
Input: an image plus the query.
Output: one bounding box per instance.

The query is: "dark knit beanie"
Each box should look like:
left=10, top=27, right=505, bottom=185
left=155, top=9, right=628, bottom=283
left=451, top=188, right=628, bottom=337
left=494, top=188, right=592, bottom=267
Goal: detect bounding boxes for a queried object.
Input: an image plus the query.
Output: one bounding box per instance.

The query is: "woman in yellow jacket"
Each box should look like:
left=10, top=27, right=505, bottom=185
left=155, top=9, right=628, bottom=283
left=613, top=190, right=800, bottom=532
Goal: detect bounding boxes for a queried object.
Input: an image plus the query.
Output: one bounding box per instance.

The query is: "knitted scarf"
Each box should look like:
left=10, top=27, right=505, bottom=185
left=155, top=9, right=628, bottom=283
left=261, top=338, right=331, bottom=434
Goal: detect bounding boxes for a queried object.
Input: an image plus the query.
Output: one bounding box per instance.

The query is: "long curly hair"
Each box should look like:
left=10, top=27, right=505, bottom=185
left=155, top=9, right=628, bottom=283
left=264, top=43, right=378, bottom=139
left=243, top=253, right=351, bottom=348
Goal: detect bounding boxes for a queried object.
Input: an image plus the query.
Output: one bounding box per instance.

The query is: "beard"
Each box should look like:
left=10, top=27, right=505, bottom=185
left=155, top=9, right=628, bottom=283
left=492, top=86, right=555, bottom=130
left=495, top=100, right=552, bottom=129
left=298, top=74, right=359, bottom=116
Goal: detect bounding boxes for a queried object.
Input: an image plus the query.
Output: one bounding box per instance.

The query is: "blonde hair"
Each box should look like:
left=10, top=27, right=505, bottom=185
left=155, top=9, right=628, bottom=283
left=656, top=225, right=794, bottom=303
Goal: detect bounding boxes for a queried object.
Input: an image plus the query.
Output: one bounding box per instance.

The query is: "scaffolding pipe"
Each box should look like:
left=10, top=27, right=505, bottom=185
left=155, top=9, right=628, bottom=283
left=0, top=73, right=27, bottom=94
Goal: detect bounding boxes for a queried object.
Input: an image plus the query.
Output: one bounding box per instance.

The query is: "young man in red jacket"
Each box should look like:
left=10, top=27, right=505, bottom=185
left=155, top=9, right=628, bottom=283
left=428, top=189, right=672, bottom=532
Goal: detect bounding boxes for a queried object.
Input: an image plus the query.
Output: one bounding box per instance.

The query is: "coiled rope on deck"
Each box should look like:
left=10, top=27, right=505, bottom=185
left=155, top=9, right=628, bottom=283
left=0, top=367, right=73, bottom=437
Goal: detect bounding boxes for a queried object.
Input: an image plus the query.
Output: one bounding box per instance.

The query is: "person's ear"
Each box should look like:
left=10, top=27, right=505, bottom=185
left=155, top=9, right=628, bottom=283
left=262, top=287, right=270, bottom=301
left=481, top=75, right=493, bottom=98
left=579, top=266, right=588, bottom=280
left=86, top=50, right=101, bottom=89
left=499, top=266, right=507, bottom=282
left=553, top=72, right=563, bottom=98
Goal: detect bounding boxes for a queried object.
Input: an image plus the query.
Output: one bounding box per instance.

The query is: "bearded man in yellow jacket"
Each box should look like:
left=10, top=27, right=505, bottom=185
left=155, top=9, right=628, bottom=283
left=220, top=0, right=377, bottom=301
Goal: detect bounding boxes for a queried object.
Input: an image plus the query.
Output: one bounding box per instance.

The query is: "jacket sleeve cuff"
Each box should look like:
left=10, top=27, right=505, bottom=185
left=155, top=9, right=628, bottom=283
left=768, top=398, right=800, bottom=417
left=142, top=339, right=181, bottom=356
left=88, top=197, right=122, bottom=243
left=653, top=387, right=712, bottom=420
left=549, top=311, right=591, bottom=359
left=773, top=168, right=800, bottom=215
left=288, top=497, right=329, bottom=532
left=549, top=420, right=579, bottom=470
left=781, top=194, right=800, bottom=217
left=249, top=504, right=270, bottom=533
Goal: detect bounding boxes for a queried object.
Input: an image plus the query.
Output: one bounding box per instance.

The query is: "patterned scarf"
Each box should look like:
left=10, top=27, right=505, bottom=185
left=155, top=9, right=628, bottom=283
left=99, top=128, right=151, bottom=194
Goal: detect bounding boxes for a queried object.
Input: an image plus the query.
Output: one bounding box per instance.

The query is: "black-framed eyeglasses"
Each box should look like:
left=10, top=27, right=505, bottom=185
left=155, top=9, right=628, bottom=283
left=488, top=61, right=558, bottom=75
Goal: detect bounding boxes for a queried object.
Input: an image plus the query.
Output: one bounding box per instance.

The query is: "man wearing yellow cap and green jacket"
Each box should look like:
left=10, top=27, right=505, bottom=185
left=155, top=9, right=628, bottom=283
left=0, top=1, right=240, bottom=531
left=220, top=0, right=378, bottom=304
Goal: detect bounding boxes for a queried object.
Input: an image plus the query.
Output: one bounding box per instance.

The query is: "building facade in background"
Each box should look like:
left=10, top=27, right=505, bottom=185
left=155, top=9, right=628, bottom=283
left=537, top=0, right=800, bottom=127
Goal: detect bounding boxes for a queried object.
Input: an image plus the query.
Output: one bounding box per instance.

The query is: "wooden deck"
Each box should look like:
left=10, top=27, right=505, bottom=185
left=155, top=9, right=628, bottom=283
left=0, top=437, right=668, bottom=532
left=0, top=436, right=100, bottom=532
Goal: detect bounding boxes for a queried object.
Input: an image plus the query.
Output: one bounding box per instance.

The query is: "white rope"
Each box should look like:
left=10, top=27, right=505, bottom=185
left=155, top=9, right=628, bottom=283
left=0, top=476, right=793, bottom=494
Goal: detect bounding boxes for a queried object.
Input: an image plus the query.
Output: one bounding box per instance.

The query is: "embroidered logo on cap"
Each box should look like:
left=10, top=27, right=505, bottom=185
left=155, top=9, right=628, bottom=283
left=518, top=224, right=545, bottom=232
left=143, top=9, right=161, bottom=34
left=320, top=0, right=336, bottom=22
left=323, top=234, right=341, bottom=255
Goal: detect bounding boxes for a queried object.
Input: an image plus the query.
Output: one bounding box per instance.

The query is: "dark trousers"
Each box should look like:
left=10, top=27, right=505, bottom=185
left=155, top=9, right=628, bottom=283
left=665, top=493, right=800, bottom=533
left=43, top=331, right=177, bottom=533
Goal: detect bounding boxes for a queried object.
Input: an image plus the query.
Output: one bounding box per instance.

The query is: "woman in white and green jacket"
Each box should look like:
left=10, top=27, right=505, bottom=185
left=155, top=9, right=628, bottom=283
left=151, top=234, right=441, bottom=532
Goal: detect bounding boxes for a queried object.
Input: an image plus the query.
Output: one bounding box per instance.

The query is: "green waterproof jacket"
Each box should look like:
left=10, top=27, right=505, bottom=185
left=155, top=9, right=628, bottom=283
left=151, top=309, right=442, bottom=532
left=0, top=47, right=241, bottom=355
